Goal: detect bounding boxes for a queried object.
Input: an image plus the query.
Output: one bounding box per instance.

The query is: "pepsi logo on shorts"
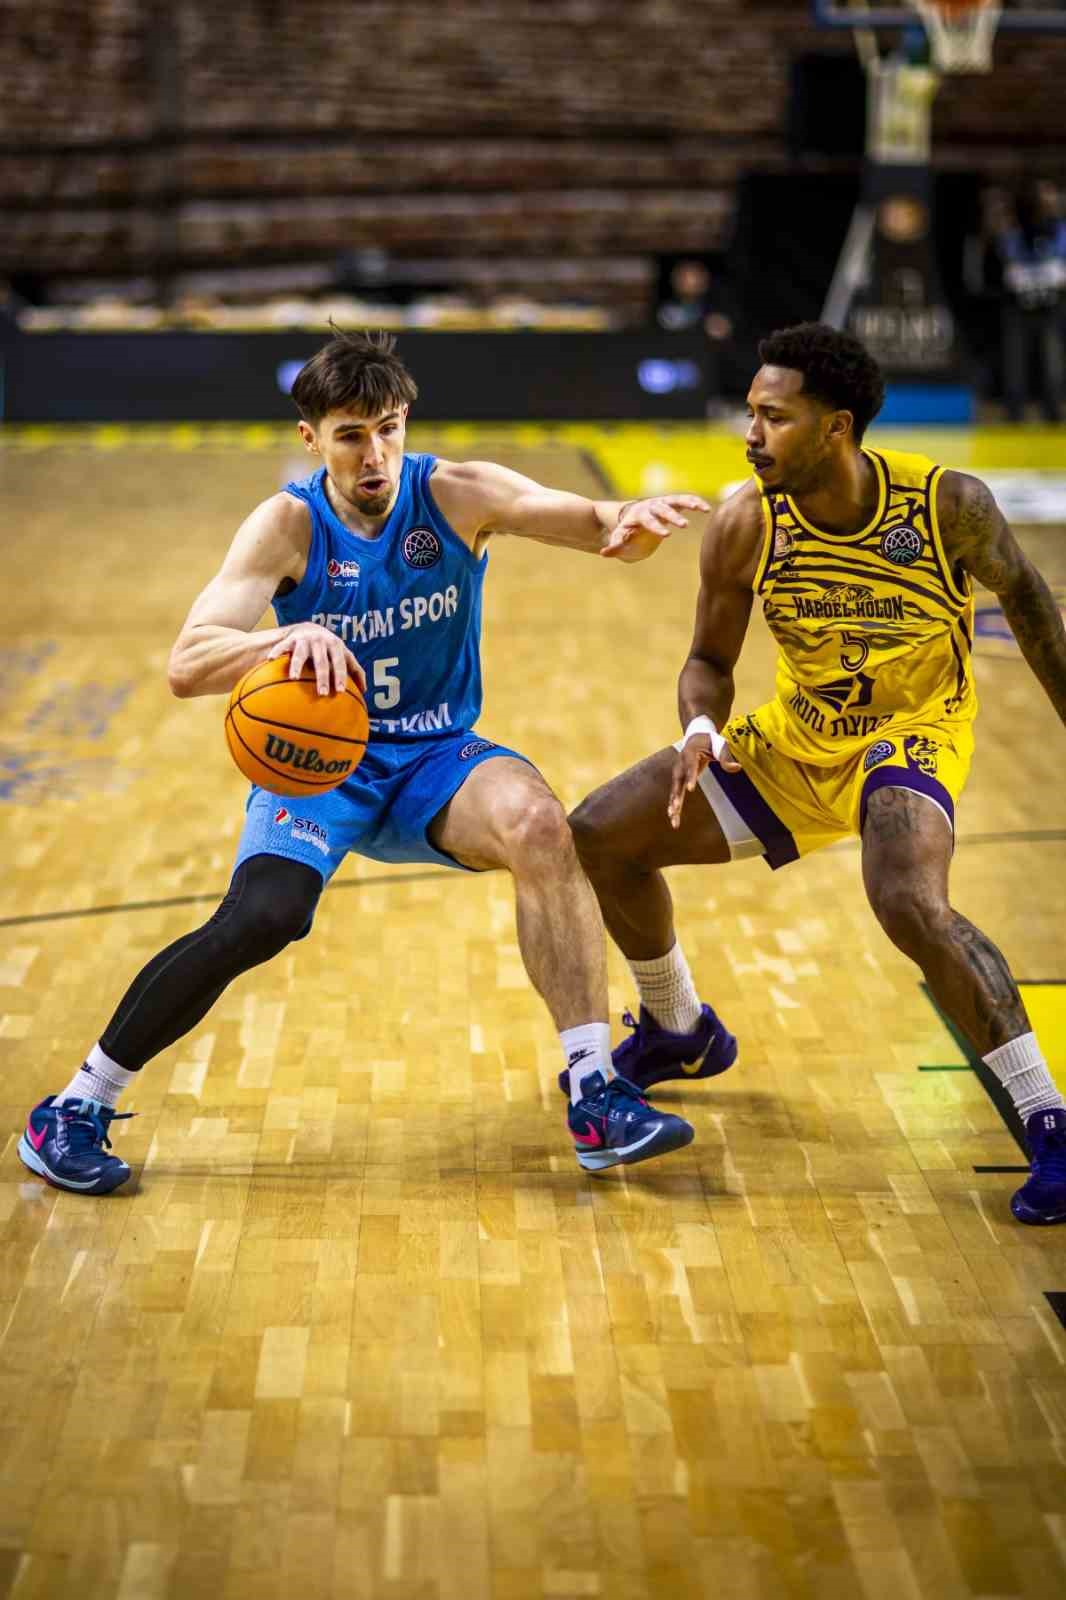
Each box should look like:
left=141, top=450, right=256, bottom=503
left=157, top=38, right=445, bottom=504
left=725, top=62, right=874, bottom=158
left=402, top=527, right=443, bottom=569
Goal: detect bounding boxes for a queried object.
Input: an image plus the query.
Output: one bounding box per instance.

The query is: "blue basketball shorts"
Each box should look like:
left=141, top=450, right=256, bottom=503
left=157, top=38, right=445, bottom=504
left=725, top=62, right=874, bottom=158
left=233, top=727, right=531, bottom=885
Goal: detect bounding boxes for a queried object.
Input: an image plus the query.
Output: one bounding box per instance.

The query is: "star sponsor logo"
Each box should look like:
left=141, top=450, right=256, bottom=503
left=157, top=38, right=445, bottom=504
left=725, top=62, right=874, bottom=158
left=291, top=816, right=329, bottom=855
left=271, top=805, right=330, bottom=856
left=880, top=524, right=923, bottom=567
left=402, top=526, right=443, bottom=570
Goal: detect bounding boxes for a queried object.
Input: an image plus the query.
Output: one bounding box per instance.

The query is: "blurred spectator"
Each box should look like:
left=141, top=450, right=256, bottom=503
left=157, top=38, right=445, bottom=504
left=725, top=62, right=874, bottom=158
left=0, top=280, right=27, bottom=393
left=995, top=178, right=1066, bottom=422
left=963, top=185, right=1011, bottom=303
left=0, top=278, right=27, bottom=339
left=655, top=258, right=733, bottom=342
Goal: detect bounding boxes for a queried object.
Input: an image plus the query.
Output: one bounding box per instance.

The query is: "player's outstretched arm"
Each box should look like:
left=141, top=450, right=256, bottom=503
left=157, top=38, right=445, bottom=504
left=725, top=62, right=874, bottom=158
left=668, top=488, right=763, bottom=826
left=432, top=459, right=709, bottom=560
left=939, top=470, right=1066, bottom=726
left=168, top=494, right=364, bottom=699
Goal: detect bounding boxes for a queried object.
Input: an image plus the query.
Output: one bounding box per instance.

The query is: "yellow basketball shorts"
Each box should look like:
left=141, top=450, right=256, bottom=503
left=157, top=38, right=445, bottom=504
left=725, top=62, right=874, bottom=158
left=692, top=701, right=974, bottom=870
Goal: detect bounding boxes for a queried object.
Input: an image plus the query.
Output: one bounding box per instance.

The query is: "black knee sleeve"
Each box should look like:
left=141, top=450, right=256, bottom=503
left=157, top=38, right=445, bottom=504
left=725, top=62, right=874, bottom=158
left=99, top=855, right=323, bottom=1070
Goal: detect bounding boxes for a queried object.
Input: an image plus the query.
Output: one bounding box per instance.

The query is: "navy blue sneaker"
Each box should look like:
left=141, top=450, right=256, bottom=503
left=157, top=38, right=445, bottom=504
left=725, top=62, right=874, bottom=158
left=558, top=1004, right=737, bottom=1098
left=18, top=1096, right=134, bottom=1195
left=1011, top=1107, right=1066, bottom=1225
left=568, top=1071, right=694, bottom=1172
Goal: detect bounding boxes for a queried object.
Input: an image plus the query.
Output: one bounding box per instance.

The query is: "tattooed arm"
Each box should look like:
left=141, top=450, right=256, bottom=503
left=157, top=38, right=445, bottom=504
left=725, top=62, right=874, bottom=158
left=938, top=470, right=1066, bottom=725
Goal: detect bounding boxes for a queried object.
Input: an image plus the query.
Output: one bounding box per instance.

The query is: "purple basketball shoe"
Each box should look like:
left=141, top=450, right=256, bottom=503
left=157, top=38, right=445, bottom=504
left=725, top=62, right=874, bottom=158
left=1011, top=1107, right=1066, bottom=1225
left=558, top=1003, right=737, bottom=1098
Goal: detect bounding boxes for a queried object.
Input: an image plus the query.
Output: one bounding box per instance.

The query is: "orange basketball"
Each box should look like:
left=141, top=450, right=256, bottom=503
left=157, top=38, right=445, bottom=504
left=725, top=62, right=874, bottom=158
left=225, top=655, right=369, bottom=796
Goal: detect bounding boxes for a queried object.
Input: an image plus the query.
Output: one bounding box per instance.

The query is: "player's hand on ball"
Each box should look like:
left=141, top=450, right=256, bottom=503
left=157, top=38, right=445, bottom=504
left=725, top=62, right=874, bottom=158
left=601, top=495, right=711, bottom=562
left=267, top=623, right=365, bottom=696
left=667, top=732, right=741, bottom=828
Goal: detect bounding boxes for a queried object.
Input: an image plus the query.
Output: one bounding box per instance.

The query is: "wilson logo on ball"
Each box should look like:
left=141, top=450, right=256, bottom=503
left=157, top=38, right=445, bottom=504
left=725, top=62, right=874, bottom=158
left=263, top=734, right=352, bottom=776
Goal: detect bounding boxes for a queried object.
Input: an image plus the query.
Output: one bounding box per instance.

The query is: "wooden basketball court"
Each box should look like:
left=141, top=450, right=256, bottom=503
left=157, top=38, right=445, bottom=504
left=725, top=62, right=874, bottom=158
left=1, top=423, right=1064, bottom=1599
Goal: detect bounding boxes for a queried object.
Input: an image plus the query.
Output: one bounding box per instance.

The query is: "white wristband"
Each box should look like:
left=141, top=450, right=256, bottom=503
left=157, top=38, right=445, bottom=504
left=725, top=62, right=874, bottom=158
left=683, top=715, right=726, bottom=760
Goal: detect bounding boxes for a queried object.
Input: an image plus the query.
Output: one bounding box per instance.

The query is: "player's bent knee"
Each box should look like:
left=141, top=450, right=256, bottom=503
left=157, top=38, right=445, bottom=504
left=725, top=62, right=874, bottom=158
left=213, top=856, right=323, bottom=963
left=869, top=883, right=950, bottom=957
left=503, top=791, right=573, bottom=867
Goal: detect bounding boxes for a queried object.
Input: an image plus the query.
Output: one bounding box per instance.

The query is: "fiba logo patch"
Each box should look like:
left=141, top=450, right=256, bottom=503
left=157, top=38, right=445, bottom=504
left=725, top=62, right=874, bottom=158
left=863, top=740, right=895, bottom=772
left=402, top=527, right=442, bottom=569
left=880, top=525, right=923, bottom=566
left=459, top=740, right=494, bottom=761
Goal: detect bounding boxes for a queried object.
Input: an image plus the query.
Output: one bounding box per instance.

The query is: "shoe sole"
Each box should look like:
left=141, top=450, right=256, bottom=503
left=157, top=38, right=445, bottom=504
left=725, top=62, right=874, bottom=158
left=1010, top=1195, right=1066, bottom=1225
left=558, top=1024, right=738, bottom=1098
left=574, top=1120, right=694, bottom=1173
left=17, top=1135, right=131, bottom=1196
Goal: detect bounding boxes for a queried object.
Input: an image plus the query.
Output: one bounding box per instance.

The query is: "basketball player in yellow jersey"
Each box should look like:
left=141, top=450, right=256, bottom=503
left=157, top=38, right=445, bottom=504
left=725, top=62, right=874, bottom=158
left=570, top=322, right=1066, bottom=1226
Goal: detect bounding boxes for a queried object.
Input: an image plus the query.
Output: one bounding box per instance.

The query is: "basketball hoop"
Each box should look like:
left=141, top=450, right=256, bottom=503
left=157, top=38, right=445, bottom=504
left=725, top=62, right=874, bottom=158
left=908, top=0, right=1001, bottom=72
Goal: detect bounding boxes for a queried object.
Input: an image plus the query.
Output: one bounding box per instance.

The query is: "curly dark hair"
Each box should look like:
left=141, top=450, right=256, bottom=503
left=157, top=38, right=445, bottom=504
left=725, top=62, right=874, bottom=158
left=757, top=322, right=885, bottom=443
left=291, top=327, right=418, bottom=425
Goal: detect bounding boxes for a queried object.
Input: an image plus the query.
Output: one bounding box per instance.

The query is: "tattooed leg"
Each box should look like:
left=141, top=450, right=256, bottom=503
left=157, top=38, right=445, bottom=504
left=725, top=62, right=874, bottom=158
left=861, top=786, right=1030, bottom=1054
left=921, top=909, right=1028, bottom=1049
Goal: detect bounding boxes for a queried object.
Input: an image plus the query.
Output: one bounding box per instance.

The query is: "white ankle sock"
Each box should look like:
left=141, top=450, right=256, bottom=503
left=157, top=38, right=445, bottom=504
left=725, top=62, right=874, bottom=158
left=627, top=943, right=702, bottom=1034
left=561, top=1023, right=613, bottom=1105
left=983, top=1032, right=1064, bottom=1121
left=56, top=1043, right=140, bottom=1110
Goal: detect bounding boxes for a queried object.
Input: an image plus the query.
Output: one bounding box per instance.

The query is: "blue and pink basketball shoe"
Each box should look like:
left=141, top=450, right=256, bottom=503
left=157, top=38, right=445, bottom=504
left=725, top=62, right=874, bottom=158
left=567, top=1070, right=694, bottom=1172
left=18, top=1097, right=134, bottom=1195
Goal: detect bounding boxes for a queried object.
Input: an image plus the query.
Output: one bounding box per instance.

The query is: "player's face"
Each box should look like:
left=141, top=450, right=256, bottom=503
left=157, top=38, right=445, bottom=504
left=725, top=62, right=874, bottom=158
left=745, top=367, right=844, bottom=495
left=302, top=404, right=408, bottom=516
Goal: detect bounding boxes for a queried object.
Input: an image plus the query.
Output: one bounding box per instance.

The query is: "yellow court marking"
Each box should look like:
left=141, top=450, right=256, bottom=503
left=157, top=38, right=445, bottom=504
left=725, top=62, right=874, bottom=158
left=1021, top=982, right=1066, bottom=1090
left=4, top=419, right=1065, bottom=496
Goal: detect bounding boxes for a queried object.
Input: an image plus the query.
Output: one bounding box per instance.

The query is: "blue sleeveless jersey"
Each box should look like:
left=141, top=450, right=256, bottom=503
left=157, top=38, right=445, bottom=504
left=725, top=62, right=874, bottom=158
left=277, top=455, right=486, bottom=741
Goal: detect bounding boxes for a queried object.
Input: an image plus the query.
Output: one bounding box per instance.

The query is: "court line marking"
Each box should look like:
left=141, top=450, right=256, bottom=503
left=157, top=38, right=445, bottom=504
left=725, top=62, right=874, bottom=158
left=1, top=826, right=1063, bottom=929
left=0, top=869, right=453, bottom=929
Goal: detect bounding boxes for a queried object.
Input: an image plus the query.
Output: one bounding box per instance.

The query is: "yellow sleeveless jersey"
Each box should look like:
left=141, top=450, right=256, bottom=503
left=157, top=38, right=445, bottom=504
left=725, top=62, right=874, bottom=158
left=752, top=447, right=976, bottom=765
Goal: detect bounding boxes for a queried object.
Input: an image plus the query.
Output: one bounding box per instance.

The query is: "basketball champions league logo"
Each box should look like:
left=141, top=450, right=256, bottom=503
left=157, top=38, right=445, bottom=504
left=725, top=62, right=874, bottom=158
left=402, top=527, right=443, bottom=569
left=880, top=525, right=923, bottom=566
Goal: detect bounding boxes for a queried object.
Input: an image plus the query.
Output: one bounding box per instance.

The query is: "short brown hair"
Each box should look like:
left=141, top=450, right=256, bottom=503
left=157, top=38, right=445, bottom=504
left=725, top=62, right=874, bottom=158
left=290, top=327, right=418, bottom=425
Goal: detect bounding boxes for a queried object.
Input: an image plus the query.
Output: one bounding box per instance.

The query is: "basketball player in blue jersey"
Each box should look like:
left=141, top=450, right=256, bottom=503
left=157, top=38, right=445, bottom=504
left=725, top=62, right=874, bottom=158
left=569, top=323, right=1066, bottom=1226
left=18, top=329, right=709, bottom=1195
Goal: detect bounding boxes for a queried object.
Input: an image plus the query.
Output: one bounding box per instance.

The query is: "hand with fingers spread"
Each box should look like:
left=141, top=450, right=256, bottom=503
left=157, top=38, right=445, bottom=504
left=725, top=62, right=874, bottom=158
left=667, top=717, right=741, bottom=829
left=601, top=494, right=711, bottom=562
left=267, top=623, right=366, bottom=697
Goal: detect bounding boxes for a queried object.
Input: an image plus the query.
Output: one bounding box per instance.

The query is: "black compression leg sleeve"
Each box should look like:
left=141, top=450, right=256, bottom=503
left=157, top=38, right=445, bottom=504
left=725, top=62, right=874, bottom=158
left=98, top=855, right=323, bottom=1070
